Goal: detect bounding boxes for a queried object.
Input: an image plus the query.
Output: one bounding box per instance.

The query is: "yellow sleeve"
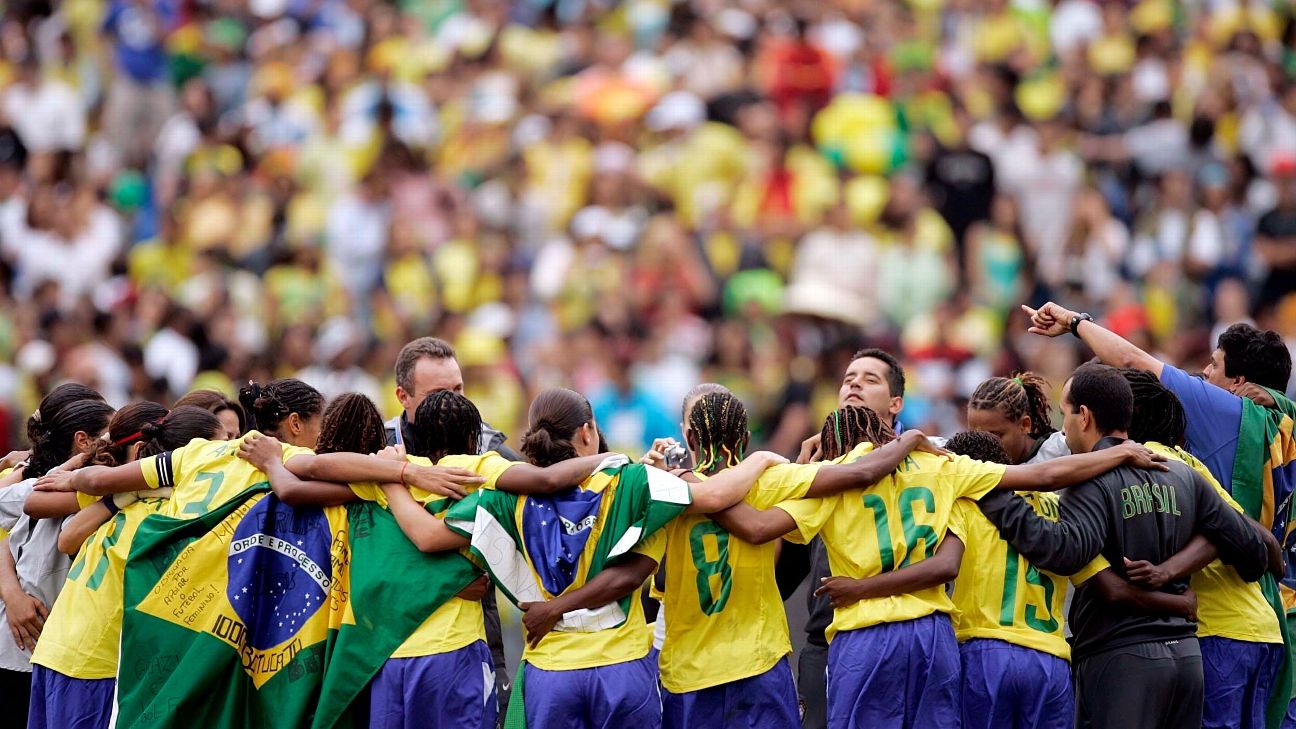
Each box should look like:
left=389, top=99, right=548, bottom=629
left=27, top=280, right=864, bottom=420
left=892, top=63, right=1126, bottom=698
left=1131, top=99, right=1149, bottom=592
left=775, top=494, right=838, bottom=545
left=139, top=446, right=184, bottom=490
left=349, top=482, right=386, bottom=507
left=945, top=456, right=1008, bottom=501
left=439, top=452, right=519, bottom=490
left=631, top=529, right=667, bottom=563
left=76, top=491, right=99, bottom=511
left=1070, top=554, right=1111, bottom=586
left=748, top=462, right=823, bottom=509
left=947, top=499, right=973, bottom=543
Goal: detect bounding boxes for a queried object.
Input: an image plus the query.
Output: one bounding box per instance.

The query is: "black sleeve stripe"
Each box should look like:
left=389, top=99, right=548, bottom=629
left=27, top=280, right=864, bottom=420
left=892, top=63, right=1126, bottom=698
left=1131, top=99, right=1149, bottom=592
left=155, top=451, right=174, bottom=488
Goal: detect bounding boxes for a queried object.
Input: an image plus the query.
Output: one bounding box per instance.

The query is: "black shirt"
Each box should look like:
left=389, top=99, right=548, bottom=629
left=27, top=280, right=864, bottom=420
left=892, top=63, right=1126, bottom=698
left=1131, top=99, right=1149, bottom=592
left=977, top=436, right=1268, bottom=660
left=925, top=146, right=995, bottom=244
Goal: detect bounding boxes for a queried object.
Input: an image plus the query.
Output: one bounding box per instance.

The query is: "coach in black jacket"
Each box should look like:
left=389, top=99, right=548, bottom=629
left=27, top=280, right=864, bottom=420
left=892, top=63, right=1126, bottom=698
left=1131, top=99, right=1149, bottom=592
left=977, top=363, right=1269, bottom=729
left=382, top=337, right=517, bottom=723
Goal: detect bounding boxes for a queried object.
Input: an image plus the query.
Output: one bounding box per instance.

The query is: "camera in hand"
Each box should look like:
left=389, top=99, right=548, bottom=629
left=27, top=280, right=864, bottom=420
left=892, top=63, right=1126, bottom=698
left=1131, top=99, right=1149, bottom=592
left=664, top=443, right=689, bottom=469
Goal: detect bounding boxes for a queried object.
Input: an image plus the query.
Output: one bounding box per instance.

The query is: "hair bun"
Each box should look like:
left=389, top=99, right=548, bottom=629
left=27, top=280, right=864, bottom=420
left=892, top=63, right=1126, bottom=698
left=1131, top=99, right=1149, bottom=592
left=140, top=420, right=164, bottom=440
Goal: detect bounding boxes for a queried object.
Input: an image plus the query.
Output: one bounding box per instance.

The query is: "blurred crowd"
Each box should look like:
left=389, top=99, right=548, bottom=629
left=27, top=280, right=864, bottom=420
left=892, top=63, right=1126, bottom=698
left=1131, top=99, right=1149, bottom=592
left=0, top=0, right=1295, bottom=454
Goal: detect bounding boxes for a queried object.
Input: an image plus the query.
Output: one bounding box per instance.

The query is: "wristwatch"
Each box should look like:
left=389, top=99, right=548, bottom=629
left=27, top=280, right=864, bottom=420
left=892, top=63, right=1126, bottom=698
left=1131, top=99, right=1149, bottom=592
left=1070, top=312, right=1095, bottom=338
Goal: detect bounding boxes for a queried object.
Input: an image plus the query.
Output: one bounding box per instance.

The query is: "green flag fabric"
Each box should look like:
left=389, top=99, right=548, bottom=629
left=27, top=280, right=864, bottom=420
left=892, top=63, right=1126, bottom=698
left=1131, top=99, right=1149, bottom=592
left=115, top=485, right=479, bottom=729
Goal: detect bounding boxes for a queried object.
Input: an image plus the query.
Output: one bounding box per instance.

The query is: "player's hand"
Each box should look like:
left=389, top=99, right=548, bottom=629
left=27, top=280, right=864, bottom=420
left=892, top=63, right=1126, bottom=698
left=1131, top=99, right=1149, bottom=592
left=1117, top=442, right=1169, bottom=471
left=1123, top=557, right=1171, bottom=589
left=0, top=450, right=29, bottom=470
left=1022, top=303, right=1077, bottom=338
left=376, top=445, right=407, bottom=462
left=907, top=431, right=953, bottom=460
left=34, top=469, right=76, bottom=492
left=238, top=434, right=284, bottom=472
left=1181, top=588, right=1198, bottom=622
left=404, top=465, right=485, bottom=499
left=814, top=576, right=866, bottom=609
left=640, top=438, right=676, bottom=470
left=797, top=434, right=823, bottom=464
left=3, top=588, right=47, bottom=652
left=455, top=575, right=490, bottom=602
left=1232, top=383, right=1277, bottom=409
left=518, top=600, right=563, bottom=649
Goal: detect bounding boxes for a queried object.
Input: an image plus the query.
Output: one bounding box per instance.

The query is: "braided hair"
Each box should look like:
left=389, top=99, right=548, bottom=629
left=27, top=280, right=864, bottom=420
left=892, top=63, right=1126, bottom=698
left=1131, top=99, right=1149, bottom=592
left=314, top=393, right=388, bottom=456
left=818, top=406, right=897, bottom=462
left=237, top=379, right=323, bottom=436
left=968, top=372, right=1055, bottom=440
left=1120, top=368, right=1188, bottom=448
left=409, top=391, right=482, bottom=461
left=686, top=391, right=749, bottom=475
left=521, top=388, right=607, bottom=467
left=946, top=431, right=1011, bottom=465
left=26, top=399, right=115, bottom=478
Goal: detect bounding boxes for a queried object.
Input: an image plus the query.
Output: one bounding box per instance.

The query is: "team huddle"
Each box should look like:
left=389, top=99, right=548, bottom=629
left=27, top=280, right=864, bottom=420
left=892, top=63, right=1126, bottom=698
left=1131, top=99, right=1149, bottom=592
left=1, top=300, right=1295, bottom=729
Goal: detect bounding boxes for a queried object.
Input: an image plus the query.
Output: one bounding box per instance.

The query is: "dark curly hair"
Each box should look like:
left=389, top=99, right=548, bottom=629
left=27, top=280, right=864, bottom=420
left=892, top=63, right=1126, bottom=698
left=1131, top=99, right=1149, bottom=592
left=1120, top=368, right=1187, bottom=448
left=409, top=391, right=482, bottom=461
left=237, top=379, right=323, bottom=436
left=1217, top=323, right=1292, bottom=391
left=316, top=394, right=387, bottom=455
left=946, top=431, right=1011, bottom=465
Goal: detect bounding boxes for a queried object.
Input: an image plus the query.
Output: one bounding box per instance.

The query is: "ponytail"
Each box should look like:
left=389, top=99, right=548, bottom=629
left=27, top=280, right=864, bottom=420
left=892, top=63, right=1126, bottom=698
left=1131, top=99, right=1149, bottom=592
left=238, top=379, right=323, bottom=436
left=968, top=372, right=1056, bottom=440
left=521, top=388, right=600, bottom=467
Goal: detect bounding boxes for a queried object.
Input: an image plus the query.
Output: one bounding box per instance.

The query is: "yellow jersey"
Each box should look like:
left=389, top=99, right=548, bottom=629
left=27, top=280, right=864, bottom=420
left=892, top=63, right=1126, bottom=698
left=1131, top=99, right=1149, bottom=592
left=946, top=494, right=1108, bottom=661
left=141, top=432, right=315, bottom=517
left=349, top=452, right=518, bottom=658
left=1145, top=443, right=1281, bottom=645
left=32, top=496, right=170, bottom=678
left=658, top=462, right=824, bottom=693
left=777, top=449, right=1006, bottom=641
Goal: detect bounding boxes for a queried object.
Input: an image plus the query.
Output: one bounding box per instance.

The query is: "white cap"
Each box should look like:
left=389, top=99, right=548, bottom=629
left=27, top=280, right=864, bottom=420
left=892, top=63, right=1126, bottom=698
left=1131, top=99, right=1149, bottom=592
left=313, top=317, right=363, bottom=363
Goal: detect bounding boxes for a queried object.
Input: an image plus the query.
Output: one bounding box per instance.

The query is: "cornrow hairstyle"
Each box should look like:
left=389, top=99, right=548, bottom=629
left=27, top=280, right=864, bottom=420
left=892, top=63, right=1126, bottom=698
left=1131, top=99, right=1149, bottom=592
left=237, top=379, right=324, bottom=436
left=521, top=388, right=605, bottom=467
left=26, top=399, right=115, bottom=478
left=680, top=383, right=729, bottom=421
left=969, top=372, right=1056, bottom=439
left=90, top=401, right=169, bottom=467
left=818, top=406, right=897, bottom=462
left=315, top=393, right=388, bottom=455
left=686, top=391, right=748, bottom=475
left=27, top=383, right=104, bottom=449
left=174, top=389, right=247, bottom=435
left=409, top=391, right=483, bottom=461
left=946, top=431, right=1011, bottom=465
left=1119, top=368, right=1188, bottom=448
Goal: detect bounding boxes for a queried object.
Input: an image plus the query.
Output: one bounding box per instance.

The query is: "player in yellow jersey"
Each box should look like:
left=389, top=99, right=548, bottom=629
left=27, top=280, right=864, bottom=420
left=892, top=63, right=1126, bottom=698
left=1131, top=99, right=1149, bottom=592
left=651, top=387, right=942, bottom=729
left=28, top=403, right=224, bottom=729
left=236, top=390, right=625, bottom=729
left=712, top=405, right=1170, bottom=729
left=0, top=384, right=111, bottom=726
left=1115, top=369, right=1287, bottom=729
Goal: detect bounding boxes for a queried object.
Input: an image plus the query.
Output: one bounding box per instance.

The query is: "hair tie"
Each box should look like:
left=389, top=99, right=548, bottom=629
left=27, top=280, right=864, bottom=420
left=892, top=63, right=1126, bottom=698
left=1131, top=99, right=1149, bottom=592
left=112, top=430, right=145, bottom=447
left=1013, top=377, right=1024, bottom=388
left=833, top=410, right=843, bottom=452
left=30, top=409, right=41, bottom=423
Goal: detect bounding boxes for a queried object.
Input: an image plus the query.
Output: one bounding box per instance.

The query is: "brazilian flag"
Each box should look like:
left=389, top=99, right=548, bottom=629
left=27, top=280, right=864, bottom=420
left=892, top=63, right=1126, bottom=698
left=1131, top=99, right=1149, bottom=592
left=114, top=486, right=479, bottom=729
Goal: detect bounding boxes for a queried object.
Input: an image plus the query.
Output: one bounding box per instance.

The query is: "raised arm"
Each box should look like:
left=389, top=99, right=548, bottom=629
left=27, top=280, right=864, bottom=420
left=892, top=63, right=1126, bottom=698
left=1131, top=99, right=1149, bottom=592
left=687, top=451, right=788, bottom=514
left=804, top=430, right=940, bottom=497
left=710, top=501, right=799, bottom=544
left=58, top=501, right=113, bottom=555
left=495, top=454, right=619, bottom=495
left=976, top=488, right=1109, bottom=576
left=1088, top=569, right=1196, bottom=620
left=1023, top=302, right=1164, bottom=376
left=517, top=553, right=658, bottom=649
left=997, top=441, right=1167, bottom=492
left=381, top=483, right=469, bottom=553
left=814, top=533, right=963, bottom=609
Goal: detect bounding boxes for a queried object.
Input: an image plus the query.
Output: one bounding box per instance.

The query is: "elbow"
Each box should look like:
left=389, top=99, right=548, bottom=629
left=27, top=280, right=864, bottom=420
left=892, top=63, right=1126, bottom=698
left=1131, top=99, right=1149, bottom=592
left=413, top=534, right=441, bottom=553
left=57, top=534, right=81, bottom=556
left=934, top=559, right=961, bottom=584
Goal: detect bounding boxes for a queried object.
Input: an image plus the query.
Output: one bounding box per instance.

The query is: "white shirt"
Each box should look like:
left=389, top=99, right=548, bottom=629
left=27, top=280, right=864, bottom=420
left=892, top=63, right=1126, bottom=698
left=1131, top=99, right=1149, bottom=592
left=0, top=480, right=72, bottom=672
left=14, top=205, right=122, bottom=305
left=144, top=327, right=199, bottom=396
left=1, top=79, right=85, bottom=152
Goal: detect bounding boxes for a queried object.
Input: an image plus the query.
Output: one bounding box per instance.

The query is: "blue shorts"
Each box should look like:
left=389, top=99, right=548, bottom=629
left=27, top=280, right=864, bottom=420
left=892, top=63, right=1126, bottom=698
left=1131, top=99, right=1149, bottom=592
left=27, top=665, right=115, bottom=729
left=368, top=640, right=497, bottom=729
left=1201, top=636, right=1284, bottom=729
left=524, top=654, right=661, bottom=729
left=662, top=656, right=799, bottom=729
left=960, top=639, right=1072, bottom=729
left=827, top=613, right=960, bottom=729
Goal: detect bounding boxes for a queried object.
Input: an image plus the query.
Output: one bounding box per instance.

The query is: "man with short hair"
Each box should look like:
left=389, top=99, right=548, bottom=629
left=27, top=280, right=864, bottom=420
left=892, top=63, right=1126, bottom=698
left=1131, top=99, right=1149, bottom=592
left=385, top=337, right=521, bottom=460
left=384, top=336, right=518, bottom=724
left=977, top=363, right=1271, bottom=729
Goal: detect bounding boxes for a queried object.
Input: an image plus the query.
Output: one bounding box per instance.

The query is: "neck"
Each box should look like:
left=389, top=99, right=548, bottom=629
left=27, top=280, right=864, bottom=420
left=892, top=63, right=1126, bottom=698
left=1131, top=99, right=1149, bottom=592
left=1089, top=432, right=1129, bottom=452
